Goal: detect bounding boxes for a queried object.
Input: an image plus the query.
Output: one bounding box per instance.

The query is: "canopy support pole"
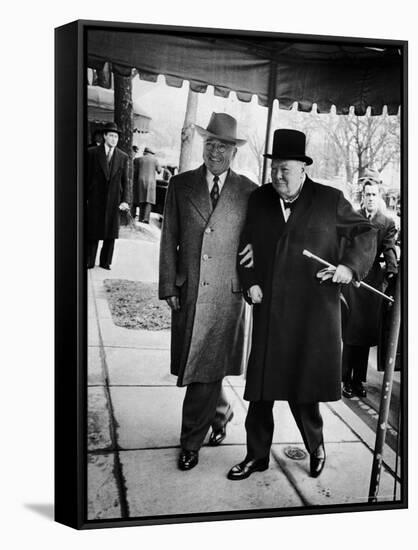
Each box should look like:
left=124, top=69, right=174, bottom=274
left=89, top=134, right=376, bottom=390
left=261, top=61, right=277, bottom=184
left=368, top=272, right=401, bottom=502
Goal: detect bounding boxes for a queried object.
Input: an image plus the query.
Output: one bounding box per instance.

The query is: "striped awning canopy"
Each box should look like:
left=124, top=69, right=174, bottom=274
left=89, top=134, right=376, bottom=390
left=87, top=28, right=402, bottom=116
left=87, top=85, right=151, bottom=132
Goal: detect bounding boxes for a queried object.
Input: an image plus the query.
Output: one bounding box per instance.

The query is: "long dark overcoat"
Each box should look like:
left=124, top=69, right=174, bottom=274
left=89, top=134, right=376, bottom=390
left=132, top=155, right=160, bottom=205
left=87, top=145, right=129, bottom=240
left=239, top=178, right=376, bottom=403
left=158, top=165, right=257, bottom=386
left=342, top=208, right=398, bottom=346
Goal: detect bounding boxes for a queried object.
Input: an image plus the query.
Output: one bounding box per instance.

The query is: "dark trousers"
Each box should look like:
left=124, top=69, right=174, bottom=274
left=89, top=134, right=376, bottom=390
left=87, top=239, right=115, bottom=268
left=180, top=380, right=233, bottom=451
left=139, top=202, right=152, bottom=223
left=131, top=203, right=152, bottom=223
left=342, top=344, right=370, bottom=383
left=245, top=400, right=323, bottom=459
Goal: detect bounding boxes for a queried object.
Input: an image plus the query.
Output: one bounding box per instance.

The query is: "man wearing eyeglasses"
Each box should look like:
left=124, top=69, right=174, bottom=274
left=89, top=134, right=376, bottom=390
left=159, top=112, right=257, bottom=471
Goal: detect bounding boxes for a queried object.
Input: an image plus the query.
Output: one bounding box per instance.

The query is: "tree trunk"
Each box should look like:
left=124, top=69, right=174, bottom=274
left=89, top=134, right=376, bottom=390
left=114, top=72, right=134, bottom=208
left=96, top=62, right=112, bottom=89
left=179, top=88, right=198, bottom=173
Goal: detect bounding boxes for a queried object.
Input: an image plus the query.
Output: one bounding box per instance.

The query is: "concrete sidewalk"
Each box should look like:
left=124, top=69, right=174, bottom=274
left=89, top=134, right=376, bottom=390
left=87, top=227, right=401, bottom=521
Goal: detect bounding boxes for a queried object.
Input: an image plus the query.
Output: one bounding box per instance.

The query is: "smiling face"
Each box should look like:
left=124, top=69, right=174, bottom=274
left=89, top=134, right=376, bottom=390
left=271, top=159, right=306, bottom=200
left=103, top=131, right=119, bottom=148
left=363, top=183, right=380, bottom=214
left=203, top=137, right=237, bottom=176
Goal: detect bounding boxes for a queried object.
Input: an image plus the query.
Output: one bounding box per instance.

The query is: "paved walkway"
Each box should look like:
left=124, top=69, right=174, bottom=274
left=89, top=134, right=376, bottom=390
left=87, top=224, right=401, bottom=520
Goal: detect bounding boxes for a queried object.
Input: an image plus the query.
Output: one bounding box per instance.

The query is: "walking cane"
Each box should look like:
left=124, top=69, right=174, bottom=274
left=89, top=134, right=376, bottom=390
left=368, top=270, right=401, bottom=502
left=302, top=249, right=395, bottom=304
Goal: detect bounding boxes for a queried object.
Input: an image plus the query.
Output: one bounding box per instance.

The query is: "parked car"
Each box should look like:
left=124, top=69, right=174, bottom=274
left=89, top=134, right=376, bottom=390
left=153, top=165, right=178, bottom=216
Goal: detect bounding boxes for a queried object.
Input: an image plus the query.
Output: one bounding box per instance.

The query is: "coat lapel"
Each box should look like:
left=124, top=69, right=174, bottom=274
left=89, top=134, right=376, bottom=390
left=98, top=145, right=110, bottom=179
left=184, top=165, right=212, bottom=223
left=207, top=169, right=239, bottom=224
left=281, top=177, right=314, bottom=236
left=109, top=148, right=120, bottom=180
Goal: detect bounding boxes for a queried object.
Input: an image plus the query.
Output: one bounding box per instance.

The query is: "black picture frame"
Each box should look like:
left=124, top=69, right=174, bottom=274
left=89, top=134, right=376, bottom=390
left=55, top=19, right=408, bottom=530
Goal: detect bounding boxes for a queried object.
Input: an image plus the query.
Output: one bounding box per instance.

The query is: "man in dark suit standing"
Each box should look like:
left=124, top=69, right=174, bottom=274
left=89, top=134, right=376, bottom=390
left=159, top=113, right=256, bottom=472
left=227, top=129, right=376, bottom=481
left=341, top=170, right=398, bottom=398
left=87, top=122, right=130, bottom=270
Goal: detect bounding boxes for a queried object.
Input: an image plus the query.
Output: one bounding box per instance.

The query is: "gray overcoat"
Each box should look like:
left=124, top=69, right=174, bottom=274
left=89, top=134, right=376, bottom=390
left=159, top=164, right=257, bottom=386
left=132, top=155, right=161, bottom=205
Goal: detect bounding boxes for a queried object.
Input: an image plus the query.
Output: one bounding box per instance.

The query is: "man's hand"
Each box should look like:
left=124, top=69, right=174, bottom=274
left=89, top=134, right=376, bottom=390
left=166, top=296, right=180, bottom=311
left=119, top=202, right=129, bottom=211
left=239, top=243, right=254, bottom=268
left=316, top=265, right=354, bottom=285
left=332, top=265, right=354, bottom=284
left=249, top=285, right=263, bottom=304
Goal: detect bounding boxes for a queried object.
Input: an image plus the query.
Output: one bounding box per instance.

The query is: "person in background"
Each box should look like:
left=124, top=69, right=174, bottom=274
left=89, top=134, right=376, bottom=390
left=131, top=147, right=161, bottom=224
left=341, top=169, right=398, bottom=398
left=86, top=122, right=130, bottom=270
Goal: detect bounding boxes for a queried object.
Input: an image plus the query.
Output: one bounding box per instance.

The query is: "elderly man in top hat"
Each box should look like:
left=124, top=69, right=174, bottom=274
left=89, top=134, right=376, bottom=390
left=87, top=122, right=130, bottom=270
left=159, top=112, right=257, bottom=471
left=341, top=168, right=398, bottom=399
left=227, top=129, right=376, bottom=480
left=131, top=146, right=162, bottom=224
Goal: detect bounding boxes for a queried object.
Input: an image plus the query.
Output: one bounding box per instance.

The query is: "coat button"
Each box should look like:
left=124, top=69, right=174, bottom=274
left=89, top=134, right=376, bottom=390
left=201, top=281, right=208, bottom=286
left=202, top=254, right=209, bottom=261
left=205, top=227, right=212, bottom=234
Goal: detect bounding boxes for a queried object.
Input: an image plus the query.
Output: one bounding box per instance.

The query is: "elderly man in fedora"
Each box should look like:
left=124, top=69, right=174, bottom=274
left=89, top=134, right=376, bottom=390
left=341, top=168, right=398, bottom=399
left=159, top=112, right=257, bottom=471
left=227, top=129, right=376, bottom=480
left=87, top=122, right=130, bottom=270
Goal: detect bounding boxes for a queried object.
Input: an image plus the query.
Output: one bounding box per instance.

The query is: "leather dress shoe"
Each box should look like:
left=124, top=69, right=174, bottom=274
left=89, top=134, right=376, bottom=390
left=310, top=442, right=326, bottom=478
left=208, top=412, right=234, bottom=446
left=227, top=457, right=269, bottom=481
left=178, top=449, right=199, bottom=471
left=100, top=264, right=111, bottom=270
left=342, top=382, right=354, bottom=398
left=352, top=381, right=367, bottom=398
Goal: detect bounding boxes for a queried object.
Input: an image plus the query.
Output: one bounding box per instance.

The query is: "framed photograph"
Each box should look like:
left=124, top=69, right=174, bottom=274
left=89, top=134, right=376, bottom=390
left=55, top=19, right=407, bottom=529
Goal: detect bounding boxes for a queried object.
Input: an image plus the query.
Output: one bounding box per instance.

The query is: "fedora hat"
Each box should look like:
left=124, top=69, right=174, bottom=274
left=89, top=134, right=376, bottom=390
left=102, top=122, right=121, bottom=135
left=358, top=167, right=381, bottom=184
left=195, top=112, right=246, bottom=146
left=264, top=129, right=313, bottom=165
left=143, top=147, right=155, bottom=155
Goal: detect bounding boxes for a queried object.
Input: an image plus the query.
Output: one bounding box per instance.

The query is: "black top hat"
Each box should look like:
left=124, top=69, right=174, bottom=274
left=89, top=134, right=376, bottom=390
left=263, top=129, right=313, bottom=165
left=102, top=122, right=121, bottom=135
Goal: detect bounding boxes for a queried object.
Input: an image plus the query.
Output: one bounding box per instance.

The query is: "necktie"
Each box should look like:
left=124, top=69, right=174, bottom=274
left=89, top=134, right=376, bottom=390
left=210, top=176, right=220, bottom=209
left=283, top=201, right=293, bottom=210
left=107, top=148, right=112, bottom=167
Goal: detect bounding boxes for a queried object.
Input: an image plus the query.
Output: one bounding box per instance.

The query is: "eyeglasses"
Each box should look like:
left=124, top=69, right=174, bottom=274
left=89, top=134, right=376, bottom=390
left=204, top=141, right=233, bottom=154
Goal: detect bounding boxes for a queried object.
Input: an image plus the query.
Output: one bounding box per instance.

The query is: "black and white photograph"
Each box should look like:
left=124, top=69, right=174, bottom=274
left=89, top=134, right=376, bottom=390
left=4, top=1, right=417, bottom=547
left=70, top=21, right=406, bottom=526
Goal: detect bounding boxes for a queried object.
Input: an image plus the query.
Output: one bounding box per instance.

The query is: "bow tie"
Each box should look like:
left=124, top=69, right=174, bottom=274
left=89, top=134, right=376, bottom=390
left=283, top=198, right=298, bottom=210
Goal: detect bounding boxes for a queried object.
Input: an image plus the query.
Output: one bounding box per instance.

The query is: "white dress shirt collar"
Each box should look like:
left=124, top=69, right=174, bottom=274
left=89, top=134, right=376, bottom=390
left=206, top=169, right=228, bottom=192
left=104, top=143, right=115, bottom=157
left=279, top=176, right=306, bottom=222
